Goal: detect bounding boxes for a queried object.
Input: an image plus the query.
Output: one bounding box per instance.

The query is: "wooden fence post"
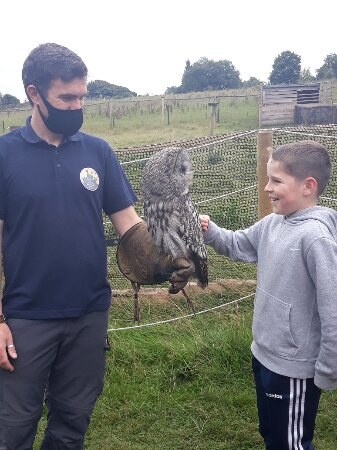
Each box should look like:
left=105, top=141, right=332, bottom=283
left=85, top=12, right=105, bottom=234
left=161, top=96, right=165, bottom=125
left=257, top=130, right=273, bottom=219
left=166, top=104, right=170, bottom=125
left=208, top=102, right=218, bottom=136
left=109, top=100, right=113, bottom=129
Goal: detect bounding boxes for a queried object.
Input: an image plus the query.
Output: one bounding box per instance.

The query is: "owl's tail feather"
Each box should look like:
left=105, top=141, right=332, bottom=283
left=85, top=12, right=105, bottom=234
left=181, top=288, right=196, bottom=315
left=191, top=254, right=208, bottom=288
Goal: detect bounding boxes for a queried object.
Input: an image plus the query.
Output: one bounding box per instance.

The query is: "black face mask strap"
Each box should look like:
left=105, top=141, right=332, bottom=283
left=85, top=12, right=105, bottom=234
left=35, top=89, right=49, bottom=126
left=36, top=89, right=51, bottom=111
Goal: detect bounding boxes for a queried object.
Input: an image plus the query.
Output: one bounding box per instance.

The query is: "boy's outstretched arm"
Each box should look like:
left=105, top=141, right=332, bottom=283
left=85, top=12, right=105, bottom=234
left=199, top=214, right=260, bottom=262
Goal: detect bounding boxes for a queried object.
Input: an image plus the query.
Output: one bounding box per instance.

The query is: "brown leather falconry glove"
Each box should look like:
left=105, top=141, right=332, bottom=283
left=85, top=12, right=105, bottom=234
left=116, top=222, right=194, bottom=292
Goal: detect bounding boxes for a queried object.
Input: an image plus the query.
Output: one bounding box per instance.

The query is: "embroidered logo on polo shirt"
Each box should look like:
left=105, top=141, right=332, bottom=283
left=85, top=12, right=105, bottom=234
left=80, top=168, right=99, bottom=191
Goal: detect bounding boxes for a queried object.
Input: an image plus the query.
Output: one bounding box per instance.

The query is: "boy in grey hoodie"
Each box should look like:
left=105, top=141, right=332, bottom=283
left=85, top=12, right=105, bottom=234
left=200, top=140, right=337, bottom=450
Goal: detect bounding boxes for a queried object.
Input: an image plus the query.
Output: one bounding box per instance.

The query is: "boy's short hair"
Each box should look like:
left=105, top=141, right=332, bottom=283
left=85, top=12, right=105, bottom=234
left=271, top=140, right=331, bottom=196
left=22, top=43, right=88, bottom=103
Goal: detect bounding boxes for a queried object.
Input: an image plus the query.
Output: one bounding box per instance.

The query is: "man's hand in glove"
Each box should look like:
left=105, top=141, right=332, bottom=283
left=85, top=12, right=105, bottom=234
left=117, top=222, right=194, bottom=292
left=169, top=258, right=194, bottom=294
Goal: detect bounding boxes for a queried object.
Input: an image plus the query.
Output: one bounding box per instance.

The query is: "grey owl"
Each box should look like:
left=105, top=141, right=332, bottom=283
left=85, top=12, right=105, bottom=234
left=141, top=146, right=208, bottom=289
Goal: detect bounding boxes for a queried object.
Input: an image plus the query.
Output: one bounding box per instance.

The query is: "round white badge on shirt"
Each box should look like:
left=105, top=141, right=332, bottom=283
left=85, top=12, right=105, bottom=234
left=80, top=168, right=100, bottom=191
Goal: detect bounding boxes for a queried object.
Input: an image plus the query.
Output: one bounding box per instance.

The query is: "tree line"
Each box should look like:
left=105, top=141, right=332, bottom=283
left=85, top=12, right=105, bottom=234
left=166, top=51, right=337, bottom=94
left=2, top=50, right=337, bottom=106
left=0, top=93, right=20, bottom=108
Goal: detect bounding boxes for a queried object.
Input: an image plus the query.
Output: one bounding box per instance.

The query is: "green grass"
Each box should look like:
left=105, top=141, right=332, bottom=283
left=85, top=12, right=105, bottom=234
left=32, top=296, right=337, bottom=449
left=82, top=96, right=259, bottom=148
left=0, top=94, right=259, bottom=148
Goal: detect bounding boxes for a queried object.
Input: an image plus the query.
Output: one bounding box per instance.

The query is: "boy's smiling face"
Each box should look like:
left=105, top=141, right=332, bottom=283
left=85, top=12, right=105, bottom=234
left=265, top=158, right=317, bottom=216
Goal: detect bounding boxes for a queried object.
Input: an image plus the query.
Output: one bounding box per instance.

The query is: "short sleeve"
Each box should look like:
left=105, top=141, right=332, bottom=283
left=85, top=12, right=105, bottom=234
left=102, top=146, right=138, bottom=215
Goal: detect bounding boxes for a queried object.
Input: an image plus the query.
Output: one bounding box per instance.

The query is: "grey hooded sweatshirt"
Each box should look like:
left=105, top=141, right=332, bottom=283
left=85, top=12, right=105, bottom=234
left=203, top=206, right=337, bottom=390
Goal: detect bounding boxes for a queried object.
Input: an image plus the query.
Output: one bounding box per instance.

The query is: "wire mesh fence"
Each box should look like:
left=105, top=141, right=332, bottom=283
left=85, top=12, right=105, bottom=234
left=4, top=116, right=337, bottom=324
left=106, top=124, right=337, bottom=323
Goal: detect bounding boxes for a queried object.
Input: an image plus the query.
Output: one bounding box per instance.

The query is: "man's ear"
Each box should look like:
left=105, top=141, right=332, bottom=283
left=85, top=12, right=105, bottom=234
left=26, top=85, right=39, bottom=105
left=304, top=177, right=318, bottom=196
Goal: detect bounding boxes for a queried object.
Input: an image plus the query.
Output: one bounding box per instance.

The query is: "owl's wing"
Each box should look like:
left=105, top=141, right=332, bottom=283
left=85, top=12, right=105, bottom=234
left=144, top=196, right=208, bottom=288
left=181, top=194, right=208, bottom=288
left=144, top=199, right=188, bottom=259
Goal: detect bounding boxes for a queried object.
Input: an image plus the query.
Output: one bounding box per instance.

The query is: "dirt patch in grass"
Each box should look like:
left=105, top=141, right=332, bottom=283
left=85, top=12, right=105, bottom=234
left=112, top=279, right=256, bottom=304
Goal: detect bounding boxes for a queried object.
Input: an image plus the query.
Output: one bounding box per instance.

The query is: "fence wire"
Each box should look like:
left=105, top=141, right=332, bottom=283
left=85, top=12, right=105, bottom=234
left=107, top=124, right=337, bottom=288
left=104, top=124, right=337, bottom=326
left=107, top=131, right=260, bottom=291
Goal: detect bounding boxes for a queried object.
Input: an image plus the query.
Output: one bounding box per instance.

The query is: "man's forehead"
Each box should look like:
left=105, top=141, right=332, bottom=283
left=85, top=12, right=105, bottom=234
left=48, top=77, right=87, bottom=94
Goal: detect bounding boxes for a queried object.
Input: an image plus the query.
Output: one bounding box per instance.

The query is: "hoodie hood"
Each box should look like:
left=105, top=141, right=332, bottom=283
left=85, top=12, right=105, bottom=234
left=283, top=206, right=337, bottom=241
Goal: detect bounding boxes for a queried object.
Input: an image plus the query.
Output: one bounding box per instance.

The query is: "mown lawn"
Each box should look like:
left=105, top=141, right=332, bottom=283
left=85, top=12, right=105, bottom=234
left=0, top=93, right=259, bottom=149
left=33, top=295, right=337, bottom=449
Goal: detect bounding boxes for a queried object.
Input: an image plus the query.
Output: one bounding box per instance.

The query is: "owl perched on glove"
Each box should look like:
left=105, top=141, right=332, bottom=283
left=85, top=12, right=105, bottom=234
left=141, top=146, right=208, bottom=291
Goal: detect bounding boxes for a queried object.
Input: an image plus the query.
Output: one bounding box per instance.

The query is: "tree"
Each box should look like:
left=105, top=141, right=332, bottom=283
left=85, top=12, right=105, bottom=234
left=165, top=85, right=184, bottom=95
left=269, top=51, right=301, bottom=84
left=1, top=94, right=20, bottom=106
left=298, top=68, right=316, bottom=83
left=180, top=57, right=242, bottom=93
left=184, top=59, right=191, bottom=72
left=87, top=80, right=137, bottom=99
left=242, top=77, right=262, bottom=88
left=316, top=53, right=337, bottom=80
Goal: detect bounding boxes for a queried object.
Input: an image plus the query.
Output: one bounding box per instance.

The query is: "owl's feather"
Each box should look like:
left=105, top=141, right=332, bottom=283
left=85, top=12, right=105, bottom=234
left=141, top=146, right=208, bottom=288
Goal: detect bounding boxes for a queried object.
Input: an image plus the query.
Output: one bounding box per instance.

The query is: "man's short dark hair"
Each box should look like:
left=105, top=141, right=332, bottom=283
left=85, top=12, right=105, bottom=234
left=22, top=43, right=88, bottom=102
left=272, top=140, right=331, bottom=196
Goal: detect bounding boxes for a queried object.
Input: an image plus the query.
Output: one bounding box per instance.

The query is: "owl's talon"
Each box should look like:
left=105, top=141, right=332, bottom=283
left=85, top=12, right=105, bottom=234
left=181, top=288, right=196, bottom=315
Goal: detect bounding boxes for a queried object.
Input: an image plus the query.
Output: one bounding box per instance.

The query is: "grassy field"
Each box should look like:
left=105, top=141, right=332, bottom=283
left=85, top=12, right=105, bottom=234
left=2, top=91, right=337, bottom=449
left=0, top=92, right=259, bottom=148
left=33, top=296, right=337, bottom=450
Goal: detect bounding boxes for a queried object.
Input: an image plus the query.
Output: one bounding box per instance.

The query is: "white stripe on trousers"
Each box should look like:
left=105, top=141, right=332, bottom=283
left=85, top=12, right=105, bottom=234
left=288, top=378, right=307, bottom=450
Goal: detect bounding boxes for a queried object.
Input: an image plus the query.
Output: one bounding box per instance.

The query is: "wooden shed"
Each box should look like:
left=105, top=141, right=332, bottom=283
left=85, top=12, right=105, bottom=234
left=294, top=104, right=337, bottom=125
left=259, top=83, right=320, bottom=127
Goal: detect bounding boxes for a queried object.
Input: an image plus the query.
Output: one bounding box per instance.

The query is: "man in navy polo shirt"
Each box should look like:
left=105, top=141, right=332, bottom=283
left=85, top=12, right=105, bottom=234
left=0, top=43, right=192, bottom=449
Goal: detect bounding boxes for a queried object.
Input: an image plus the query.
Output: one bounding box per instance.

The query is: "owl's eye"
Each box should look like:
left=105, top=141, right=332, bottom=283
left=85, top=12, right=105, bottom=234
left=180, top=166, right=187, bottom=174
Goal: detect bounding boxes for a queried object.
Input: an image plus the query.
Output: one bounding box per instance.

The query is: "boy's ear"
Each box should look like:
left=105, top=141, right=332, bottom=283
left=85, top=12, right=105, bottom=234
left=304, top=177, right=318, bottom=196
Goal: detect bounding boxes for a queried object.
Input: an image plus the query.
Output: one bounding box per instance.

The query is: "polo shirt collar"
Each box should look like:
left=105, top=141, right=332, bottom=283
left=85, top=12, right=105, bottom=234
left=20, top=116, right=82, bottom=143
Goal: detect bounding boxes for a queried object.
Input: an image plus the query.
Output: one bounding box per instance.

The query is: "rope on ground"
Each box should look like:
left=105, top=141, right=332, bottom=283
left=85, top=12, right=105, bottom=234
left=108, top=292, right=254, bottom=332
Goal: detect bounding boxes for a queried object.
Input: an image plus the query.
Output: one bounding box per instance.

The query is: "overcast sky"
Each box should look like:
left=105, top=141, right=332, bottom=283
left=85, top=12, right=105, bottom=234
left=1, top=0, right=336, bottom=102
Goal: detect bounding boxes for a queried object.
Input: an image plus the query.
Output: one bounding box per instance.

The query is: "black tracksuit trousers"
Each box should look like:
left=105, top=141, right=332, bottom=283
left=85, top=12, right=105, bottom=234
left=252, top=356, right=321, bottom=450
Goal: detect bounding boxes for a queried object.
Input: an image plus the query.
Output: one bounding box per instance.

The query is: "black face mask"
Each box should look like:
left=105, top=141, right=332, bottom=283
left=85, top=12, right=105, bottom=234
left=37, top=90, right=83, bottom=137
